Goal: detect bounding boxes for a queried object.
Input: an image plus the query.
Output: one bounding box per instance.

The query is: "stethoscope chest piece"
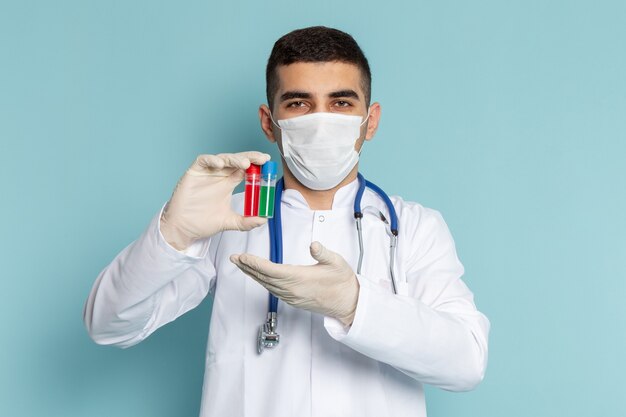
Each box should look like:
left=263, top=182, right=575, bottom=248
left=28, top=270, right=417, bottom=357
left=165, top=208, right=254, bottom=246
left=257, top=312, right=279, bottom=354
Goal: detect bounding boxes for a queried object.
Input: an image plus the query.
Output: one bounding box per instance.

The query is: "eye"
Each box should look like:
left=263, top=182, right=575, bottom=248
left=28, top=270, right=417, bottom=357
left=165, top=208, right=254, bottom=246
left=287, top=101, right=307, bottom=108
left=334, top=100, right=352, bottom=108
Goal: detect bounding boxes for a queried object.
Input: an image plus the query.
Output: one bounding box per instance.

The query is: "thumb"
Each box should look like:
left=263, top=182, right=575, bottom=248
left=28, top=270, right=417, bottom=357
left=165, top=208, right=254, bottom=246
left=225, top=215, right=268, bottom=232
left=310, top=241, right=336, bottom=265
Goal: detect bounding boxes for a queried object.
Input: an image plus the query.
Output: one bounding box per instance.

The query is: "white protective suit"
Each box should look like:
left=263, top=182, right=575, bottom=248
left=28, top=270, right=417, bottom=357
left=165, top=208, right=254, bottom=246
left=84, top=178, right=490, bottom=417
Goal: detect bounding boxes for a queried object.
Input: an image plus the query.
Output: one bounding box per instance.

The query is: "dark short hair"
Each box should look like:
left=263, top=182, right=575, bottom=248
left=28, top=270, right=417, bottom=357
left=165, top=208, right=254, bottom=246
left=266, top=26, right=372, bottom=110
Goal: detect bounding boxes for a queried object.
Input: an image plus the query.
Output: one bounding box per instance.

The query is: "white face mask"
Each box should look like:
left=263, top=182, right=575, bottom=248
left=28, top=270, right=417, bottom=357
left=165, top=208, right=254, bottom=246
left=271, top=111, right=369, bottom=191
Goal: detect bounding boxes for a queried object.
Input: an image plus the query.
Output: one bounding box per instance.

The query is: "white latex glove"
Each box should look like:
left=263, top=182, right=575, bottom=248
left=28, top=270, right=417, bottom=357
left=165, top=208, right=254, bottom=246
left=230, top=241, right=360, bottom=326
left=160, top=152, right=271, bottom=250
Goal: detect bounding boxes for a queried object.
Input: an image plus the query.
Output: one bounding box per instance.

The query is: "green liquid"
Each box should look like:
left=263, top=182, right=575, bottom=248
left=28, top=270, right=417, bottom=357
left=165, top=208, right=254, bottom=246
left=258, top=185, right=275, bottom=217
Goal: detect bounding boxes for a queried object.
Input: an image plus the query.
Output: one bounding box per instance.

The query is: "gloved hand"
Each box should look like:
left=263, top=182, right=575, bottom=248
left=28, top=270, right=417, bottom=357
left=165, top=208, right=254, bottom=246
left=230, top=241, right=360, bottom=326
left=160, top=152, right=271, bottom=250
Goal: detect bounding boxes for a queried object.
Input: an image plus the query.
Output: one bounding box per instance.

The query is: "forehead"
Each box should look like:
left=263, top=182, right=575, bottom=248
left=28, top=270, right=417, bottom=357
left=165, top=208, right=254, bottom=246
left=276, top=61, right=364, bottom=95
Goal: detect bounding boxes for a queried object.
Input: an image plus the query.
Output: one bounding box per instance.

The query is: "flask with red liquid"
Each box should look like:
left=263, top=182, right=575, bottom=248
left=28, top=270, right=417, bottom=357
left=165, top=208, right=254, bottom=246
left=243, top=164, right=261, bottom=216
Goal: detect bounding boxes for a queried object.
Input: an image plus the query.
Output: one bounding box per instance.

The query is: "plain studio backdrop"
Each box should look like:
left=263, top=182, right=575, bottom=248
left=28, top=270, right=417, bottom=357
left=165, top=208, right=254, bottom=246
left=1, top=1, right=624, bottom=416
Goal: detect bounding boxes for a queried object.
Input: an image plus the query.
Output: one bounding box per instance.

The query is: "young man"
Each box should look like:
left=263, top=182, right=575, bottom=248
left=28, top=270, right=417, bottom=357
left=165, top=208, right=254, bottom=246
left=84, top=26, right=490, bottom=417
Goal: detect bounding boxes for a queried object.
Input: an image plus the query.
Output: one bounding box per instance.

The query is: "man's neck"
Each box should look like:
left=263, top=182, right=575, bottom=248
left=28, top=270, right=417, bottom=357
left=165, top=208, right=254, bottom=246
left=282, top=163, right=359, bottom=210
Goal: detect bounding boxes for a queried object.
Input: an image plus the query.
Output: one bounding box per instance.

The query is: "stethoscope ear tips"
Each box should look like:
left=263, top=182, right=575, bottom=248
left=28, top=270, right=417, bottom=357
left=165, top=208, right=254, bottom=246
left=361, top=206, right=389, bottom=225
left=361, top=206, right=397, bottom=238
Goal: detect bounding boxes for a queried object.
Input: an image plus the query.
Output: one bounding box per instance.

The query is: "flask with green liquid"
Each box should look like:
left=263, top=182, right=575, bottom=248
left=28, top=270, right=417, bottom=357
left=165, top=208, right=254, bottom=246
left=258, top=161, right=277, bottom=218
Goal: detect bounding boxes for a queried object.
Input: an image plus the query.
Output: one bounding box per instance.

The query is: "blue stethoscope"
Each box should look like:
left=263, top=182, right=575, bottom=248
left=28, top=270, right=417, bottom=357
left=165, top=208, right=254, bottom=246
left=258, top=173, right=399, bottom=353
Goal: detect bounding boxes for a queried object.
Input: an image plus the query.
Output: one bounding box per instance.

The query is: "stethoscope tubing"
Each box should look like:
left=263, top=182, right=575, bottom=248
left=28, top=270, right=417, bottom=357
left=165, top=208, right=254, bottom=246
left=267, top=178, right=285, bottom=313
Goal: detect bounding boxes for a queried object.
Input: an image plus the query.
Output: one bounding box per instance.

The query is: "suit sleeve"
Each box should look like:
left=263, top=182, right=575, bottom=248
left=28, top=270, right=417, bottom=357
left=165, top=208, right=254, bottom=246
left=324, top=206, right=490, bottom=391
left=83, top=204, right=217, bottom=348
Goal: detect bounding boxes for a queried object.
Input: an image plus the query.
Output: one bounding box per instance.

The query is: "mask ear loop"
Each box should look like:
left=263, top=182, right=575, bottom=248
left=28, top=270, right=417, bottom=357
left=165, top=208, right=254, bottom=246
left=268, top=110, right=281, bottom=130
left=267, top=110, right=287, bottom=160
left=360, top=106, right=371, bottom=127
left=356, top=106, right=372, bottom=156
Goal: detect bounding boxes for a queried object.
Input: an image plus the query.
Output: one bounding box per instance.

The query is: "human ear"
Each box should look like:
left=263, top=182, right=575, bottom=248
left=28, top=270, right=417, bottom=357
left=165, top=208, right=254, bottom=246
left=365, top=102, right=381, bottom=141
left=259, top=104, right=276, bottom=143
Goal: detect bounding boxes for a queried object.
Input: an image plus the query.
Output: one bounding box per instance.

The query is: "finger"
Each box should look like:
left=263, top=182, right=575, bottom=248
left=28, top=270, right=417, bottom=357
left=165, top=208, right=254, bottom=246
left=190, top=153, right=270, bottom=177
left=224, top=214, right=268, bottom=232
left=217, top=152, right=271, bottom=170
left=237, top=253, right=295, bottom=279
left=193, top=154, right=224, bottom=170
left=229, top=256, right=285, bottom=294
left=230, top=255, right=269, bottom=282
left=189, top=155, right=240, bottom=178
left=217, top=153, right=252, bottom=170
left=227, top=168, right=245, bottom=184
left=309, top=241, right=338, bottom=265
left=235, top=264, right=284, bottom=297
left=235, top=151, right=271, bottom=166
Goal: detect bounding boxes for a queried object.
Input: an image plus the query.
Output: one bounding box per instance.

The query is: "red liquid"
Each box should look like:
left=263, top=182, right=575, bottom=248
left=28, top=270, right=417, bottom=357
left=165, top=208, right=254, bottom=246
left=244, top=175, right=260, bottom=216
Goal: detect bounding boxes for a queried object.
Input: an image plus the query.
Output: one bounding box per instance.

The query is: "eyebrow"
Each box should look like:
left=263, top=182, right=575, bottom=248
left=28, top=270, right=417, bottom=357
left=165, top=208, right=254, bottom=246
left=328, top=89, right=360, bottom=100
left=280, top=91, right=312, bottom=102
left=279, top=89, right=361, bottom=102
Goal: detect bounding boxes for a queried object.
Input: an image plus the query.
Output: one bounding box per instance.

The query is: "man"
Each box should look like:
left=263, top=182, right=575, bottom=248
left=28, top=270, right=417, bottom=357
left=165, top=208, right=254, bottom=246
left=84, top=26, right=490, bottom=417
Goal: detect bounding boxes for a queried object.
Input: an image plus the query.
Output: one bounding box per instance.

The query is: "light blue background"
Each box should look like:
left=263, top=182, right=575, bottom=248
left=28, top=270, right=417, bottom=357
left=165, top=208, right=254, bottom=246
left=1, top=1, right=625, bottom=416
